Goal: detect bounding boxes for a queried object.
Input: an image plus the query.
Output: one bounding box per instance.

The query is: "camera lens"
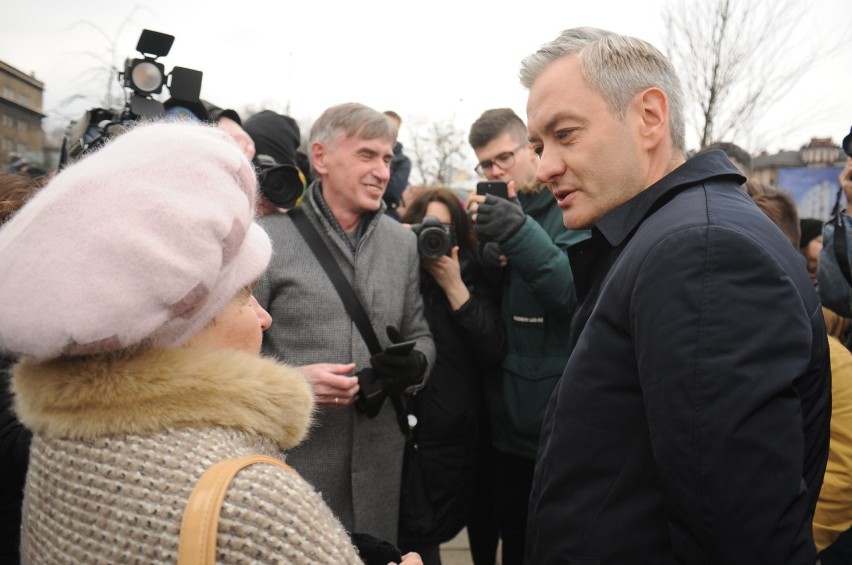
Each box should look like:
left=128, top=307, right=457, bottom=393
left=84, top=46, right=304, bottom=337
left=418, top=226, right=451, bottom=259
left=261, top=165, right=304, bottom=209
left=253, top=155, right=305, bottom=209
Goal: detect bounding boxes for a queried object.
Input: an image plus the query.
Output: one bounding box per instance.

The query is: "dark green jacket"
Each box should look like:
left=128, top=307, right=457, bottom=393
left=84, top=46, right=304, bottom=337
left=487, top=188, right=589, bottom=458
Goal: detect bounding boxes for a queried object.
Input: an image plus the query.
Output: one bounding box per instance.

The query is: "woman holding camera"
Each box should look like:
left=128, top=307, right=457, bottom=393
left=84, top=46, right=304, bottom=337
left=398, top=188, right=506, bottom=564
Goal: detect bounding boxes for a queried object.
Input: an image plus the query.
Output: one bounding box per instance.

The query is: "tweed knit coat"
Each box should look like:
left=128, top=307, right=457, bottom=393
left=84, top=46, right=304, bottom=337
left=255, top=183, right=435, bottom=543
left=12, top=346, right=362, bottom=564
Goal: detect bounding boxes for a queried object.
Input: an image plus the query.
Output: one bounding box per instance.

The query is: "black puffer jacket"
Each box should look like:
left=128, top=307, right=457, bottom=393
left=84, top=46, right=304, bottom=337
left=398, top=256, right=505, bottom=546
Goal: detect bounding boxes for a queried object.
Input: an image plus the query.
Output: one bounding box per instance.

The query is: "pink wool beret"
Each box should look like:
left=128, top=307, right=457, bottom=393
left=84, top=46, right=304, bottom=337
left=0, top=120, right=272, bottom=361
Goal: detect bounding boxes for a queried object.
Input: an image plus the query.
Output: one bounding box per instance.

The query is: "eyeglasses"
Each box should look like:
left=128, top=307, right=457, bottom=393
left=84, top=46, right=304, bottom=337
left=474, top=145, right=525, bottom=176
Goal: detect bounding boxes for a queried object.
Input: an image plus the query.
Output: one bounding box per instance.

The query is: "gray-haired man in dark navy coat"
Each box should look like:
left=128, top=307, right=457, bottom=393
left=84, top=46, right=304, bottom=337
left=521, top=27, right=831, bottom=564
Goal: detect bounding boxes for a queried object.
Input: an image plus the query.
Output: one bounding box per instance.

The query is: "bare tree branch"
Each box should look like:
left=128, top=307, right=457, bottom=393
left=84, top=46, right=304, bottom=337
left=406, top=117, right=469, bottom=187
left=61, top=6, right=156, bottom=111
left=663, top=0, right=845, bottom=151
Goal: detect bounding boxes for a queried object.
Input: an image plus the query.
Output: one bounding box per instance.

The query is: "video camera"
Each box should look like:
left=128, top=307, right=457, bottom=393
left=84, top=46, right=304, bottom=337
left=410, top=216, right=455, bottom=259
left=60, top=29, right=203, bottom=169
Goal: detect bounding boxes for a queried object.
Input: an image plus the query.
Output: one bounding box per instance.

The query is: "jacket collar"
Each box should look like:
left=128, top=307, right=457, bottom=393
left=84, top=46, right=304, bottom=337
left=518, top=185, right=554, bottom=215
left=306, top=180, right=383, bottom=256
left=12, top=346, right=315, bottom=449
left=595, top=150, right=745, bottom=247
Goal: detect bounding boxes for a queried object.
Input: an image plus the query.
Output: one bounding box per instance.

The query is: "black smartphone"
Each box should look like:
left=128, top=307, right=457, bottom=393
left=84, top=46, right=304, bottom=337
left=476, top=180, right=509, bottom=200
left=385, top=340, right=416, bottom=356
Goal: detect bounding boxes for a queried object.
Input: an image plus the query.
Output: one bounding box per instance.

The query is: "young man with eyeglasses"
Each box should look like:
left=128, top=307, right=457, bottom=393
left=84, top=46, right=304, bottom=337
left=464, top=108, right=589, bottom=565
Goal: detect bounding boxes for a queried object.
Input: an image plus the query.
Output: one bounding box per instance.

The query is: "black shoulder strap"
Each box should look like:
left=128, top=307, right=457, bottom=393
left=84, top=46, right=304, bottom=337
left=830, top=183, right=852, bottom=287
left=288, top=207, right=383, bottom=355
left=289, top=207, right=413, bottom=438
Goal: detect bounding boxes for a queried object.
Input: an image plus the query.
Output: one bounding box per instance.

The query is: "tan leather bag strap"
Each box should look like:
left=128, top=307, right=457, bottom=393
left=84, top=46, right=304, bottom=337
left=177, top=454, right=293, bottom=565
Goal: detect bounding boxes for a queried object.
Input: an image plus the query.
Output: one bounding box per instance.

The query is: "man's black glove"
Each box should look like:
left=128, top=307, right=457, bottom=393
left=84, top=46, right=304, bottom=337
left=370, top=326, right=427, bottom=395
left=479, top=241, right=504, bottom=269
left=350, top=532, right=402, bottom=565
left=474, top=194, right=526, bottom=243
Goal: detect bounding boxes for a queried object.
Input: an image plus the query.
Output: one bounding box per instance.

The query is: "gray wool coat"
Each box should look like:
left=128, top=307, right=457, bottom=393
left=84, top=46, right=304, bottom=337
left=254, top=183, right=435, bottom=543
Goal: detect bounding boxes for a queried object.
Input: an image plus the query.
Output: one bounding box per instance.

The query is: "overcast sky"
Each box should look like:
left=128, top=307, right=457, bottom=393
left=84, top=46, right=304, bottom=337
left=2, top=0, right=851, bottom=162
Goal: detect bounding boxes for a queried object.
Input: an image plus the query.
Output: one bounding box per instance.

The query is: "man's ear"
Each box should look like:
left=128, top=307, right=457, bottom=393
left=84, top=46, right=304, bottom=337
left=635, top=87, right=669, bottom=150
left=310, top=141, right=328, bottom=175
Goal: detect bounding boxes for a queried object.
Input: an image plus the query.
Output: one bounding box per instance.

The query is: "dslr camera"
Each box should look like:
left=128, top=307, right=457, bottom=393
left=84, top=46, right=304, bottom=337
left=410, top=216, right=454, bottom=259
left=253, top=154, right=305, bottom=209
left=60, top=29, right=203, bottom=168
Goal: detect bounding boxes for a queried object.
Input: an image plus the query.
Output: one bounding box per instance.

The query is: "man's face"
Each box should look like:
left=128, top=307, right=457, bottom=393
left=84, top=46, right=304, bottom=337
left=474, top=131, right=538, bottom=188
left=313, top=131, right=394, bottom=217
left=841, top=157, right=852, bottom=206
left=527, top=55, right=647, bottom=230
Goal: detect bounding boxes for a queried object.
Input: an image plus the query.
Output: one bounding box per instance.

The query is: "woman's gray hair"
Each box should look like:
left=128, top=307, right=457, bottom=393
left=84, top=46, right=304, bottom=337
left=309, top=102, right=397, bottom=148
left=519, top=27, right=685, bottom=152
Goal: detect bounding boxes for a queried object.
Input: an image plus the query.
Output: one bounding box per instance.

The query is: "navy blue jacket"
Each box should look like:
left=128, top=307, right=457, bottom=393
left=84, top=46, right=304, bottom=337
left=526, top=151, right=831, bottom=564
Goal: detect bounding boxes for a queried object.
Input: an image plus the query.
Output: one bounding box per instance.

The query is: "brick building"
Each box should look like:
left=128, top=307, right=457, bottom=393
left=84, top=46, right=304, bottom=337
left=0, top=59, right=45, bottom=168
left=752, top=137, right=846, bottom=186
left=753, top=138, right=847, bottom=219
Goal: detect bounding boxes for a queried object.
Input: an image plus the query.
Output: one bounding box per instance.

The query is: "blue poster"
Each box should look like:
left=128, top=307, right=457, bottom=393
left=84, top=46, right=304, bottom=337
left=778, top=167, right=843, bottom=221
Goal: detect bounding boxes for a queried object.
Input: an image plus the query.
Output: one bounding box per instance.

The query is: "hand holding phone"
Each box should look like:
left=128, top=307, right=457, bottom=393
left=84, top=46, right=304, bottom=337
left=476, top=181, right=509, bottom=200
left=470, top=185, right=526, bottom=243
left=384, top=340, right=416, bottom=356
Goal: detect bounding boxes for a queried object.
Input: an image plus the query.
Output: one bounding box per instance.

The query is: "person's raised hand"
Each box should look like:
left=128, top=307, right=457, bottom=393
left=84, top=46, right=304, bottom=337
left=473, top=194, right=525, bottom=243
left=422, top=247, right=470, bottom=310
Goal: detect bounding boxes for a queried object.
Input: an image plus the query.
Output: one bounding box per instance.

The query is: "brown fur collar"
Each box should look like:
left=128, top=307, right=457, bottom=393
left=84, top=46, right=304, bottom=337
left=12, top=346, right=314, bottom=450
left=518, top=182, right=546, bottom=195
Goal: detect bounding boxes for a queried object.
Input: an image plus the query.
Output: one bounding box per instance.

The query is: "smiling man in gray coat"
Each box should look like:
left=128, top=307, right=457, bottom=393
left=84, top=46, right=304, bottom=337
left=254, top=102, right=435, bottom=544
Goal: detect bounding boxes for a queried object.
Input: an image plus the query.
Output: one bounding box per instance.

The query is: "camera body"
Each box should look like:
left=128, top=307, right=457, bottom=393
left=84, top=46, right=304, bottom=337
left=253, top=154, right=305, bottom=209
left=60, top=29, right=203, bottom=169
left=411, top=216, right=454, bottom=259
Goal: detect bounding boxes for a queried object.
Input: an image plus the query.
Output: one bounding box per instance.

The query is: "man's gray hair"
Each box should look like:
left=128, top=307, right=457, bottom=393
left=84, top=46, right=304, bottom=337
left=309, top=102, right=397, bottom=148
left=519, top=27, right=685, bottom=152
